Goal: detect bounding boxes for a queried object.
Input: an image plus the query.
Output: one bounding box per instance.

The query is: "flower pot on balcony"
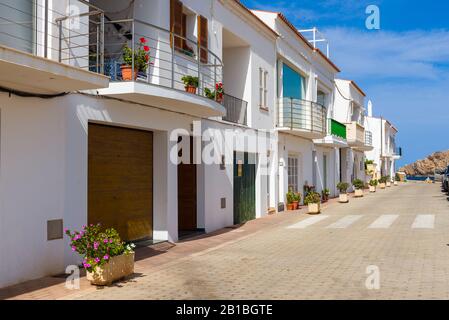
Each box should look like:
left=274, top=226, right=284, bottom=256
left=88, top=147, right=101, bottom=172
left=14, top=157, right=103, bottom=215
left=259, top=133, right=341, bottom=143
left=120, top=65, right=138, bottom=81
left=369, top=186, right=376, bottom=193
left=185, top=85, right=197, bottom=94
left=308, top=203, right=321, bottom=214
left=86, top=252, right=135, bottom=286
left=379, top=183, right=386, bottom=189
left=355, top=189, right=364, bottom=197
left=339, top=194, right=349, bottom=203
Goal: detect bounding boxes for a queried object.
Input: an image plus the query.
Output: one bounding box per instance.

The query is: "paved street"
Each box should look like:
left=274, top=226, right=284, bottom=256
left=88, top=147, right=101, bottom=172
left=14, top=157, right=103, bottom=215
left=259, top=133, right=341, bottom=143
left=65, top=182, right=449, bottom=300
left=2, top=182, right=449, bottom=300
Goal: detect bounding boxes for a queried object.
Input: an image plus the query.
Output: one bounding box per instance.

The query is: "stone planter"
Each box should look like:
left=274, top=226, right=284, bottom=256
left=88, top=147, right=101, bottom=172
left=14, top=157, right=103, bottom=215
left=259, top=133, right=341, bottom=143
left=394, top=181, right=398, bottom=186
left=339, top=193, right=349, bottom=203
left=379, top=183, right=386, bottom=189
left=369, top=186, right=376, bottom=193
left=308, top=203, right=321, bottom=214
left=386, top=182, right=392, bottom=187
left=354, top=189, right=364, bottom=197
left=86, top=252, right=135, bottom=286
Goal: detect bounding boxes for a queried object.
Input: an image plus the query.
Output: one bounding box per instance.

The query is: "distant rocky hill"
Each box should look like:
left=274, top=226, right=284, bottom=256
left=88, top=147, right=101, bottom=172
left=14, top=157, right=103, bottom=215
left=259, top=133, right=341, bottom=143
left=400, top=150, right=449, bottom=175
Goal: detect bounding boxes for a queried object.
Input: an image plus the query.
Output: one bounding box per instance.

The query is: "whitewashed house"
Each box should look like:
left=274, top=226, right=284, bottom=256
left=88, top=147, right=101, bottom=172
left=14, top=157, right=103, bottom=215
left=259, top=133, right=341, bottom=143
left=365, top=103, right=401, bottom=180
left=0, top=0, right=280, bottom=288
left=251, top=11, right=342, bottom=204
left=333, top=79, right=374, bottom=187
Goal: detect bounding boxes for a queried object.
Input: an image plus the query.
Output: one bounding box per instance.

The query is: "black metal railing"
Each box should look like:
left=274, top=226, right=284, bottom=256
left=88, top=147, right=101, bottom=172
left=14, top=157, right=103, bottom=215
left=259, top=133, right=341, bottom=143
left=277, top=97, right=326, bottom=134
left=222, top=94, right=248, bottom=125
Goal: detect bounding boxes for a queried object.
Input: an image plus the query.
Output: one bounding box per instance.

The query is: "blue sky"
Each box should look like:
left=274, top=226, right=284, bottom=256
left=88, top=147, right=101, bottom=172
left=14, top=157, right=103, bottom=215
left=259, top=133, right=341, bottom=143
left=242, top=0, right=449, bottom=167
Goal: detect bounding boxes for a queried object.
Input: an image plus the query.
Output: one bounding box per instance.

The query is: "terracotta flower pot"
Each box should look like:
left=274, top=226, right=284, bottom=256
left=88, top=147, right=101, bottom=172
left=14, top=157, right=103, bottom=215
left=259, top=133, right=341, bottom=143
left=185, top=85, right=197, bottom=94
left=308, top=203, right=321, bottom=214
left=292, top=201, right=299, bottom=210
left=86, top=252, right=135, bottom=286
left=121, top=65, right=138, bottom=81
left=286, top=203, right=294, bottom=211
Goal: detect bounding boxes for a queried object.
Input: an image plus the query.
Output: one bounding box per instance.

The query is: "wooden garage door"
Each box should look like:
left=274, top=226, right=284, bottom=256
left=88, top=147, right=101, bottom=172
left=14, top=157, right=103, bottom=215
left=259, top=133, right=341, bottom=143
left=88, top=123, right=153, bottom=242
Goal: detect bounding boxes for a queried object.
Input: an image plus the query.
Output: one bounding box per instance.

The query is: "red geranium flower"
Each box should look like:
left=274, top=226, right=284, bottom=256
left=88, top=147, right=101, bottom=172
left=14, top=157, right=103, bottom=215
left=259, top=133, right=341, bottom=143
left=140, top=37, right=147, bottom=43
left=144, top=45, right=150, bottom=52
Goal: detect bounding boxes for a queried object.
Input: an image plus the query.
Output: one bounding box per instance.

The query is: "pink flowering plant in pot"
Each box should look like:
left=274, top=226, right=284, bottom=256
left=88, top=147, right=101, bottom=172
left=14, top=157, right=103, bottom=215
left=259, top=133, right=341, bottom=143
left=65, top=224, right=135, bottom=284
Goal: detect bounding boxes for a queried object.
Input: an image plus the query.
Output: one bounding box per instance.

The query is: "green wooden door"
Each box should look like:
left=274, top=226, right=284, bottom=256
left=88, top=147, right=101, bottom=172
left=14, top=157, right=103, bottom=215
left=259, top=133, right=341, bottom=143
left=234, top=152, right=256, bottom=224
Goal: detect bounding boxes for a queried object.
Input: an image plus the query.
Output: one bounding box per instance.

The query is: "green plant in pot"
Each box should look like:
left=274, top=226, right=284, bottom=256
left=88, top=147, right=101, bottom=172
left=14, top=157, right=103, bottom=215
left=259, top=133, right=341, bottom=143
left=304, top=191, right=321, bottom=214
left=337, top=182, right=350, bottom=203
left=369, top=179, right=378, bottom=192
left=121, top=37, right=151, bottom=81
left=386, top=175, right=392, bottom=187
left=321, top=188, right=330, bottom=203
left=181, top=75, right=199, bottom=94
left=378, top=176, right=388, bottom=189
left=353, top=179, right=364, bottom=197
left=394, top=173, right=400, bottom=185
left=286, top=189, right=301, bottom=210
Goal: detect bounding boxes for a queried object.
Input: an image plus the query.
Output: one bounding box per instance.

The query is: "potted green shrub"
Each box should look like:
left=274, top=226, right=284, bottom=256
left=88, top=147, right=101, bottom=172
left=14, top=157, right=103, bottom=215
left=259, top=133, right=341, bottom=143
left=65, top=224, right=136, bottom=286
left=181, top=75, right=199, bottom=94
left=121, top=37, right=151, bottom=81
left=286, top=190, right=301, bottom=210
left=304, top=191, right=321, bottom=214
left=337, top=182, right=349, bottom=203
left=386, top=175, right=392, bottom=187
left=394, top=173, right=400, bottom=186
left=321, top=188, right=330, bottom=203
left=353, top=179, right=364, bottom=197
left=365, top=160, right=375, bottom=175
left=369, top=179, right=378, bottom=192
left=379, top=176, right=387, bottom=189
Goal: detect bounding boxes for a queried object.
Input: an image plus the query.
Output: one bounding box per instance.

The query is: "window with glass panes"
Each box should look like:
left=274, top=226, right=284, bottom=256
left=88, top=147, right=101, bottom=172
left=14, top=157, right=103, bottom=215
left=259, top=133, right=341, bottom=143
left=288, top=157, right=299, bottom=192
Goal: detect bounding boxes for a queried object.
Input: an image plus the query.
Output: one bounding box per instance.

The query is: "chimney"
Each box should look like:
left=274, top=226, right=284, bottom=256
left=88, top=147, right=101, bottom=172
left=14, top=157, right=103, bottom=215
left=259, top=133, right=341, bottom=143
left=367, top=100, right=373, bottom=117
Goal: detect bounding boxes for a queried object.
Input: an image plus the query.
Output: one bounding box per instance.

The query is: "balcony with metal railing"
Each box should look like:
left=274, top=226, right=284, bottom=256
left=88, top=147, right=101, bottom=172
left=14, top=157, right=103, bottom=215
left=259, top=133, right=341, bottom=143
left=277, top=97, right=327, bottom=139
left=0, top=0, right=109, bottom=93
left=94, top=18, right=225, bottom=117
left=222, top=94, right=248, bottom=125
left=313, top=118, right=348, bottom=147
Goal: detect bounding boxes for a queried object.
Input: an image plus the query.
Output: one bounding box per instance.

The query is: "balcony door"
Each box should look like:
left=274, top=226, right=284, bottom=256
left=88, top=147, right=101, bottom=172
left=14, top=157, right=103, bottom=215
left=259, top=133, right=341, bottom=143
left=0, top=0, right=35, bottom=53
left=281, top=63, right=307, bottom=129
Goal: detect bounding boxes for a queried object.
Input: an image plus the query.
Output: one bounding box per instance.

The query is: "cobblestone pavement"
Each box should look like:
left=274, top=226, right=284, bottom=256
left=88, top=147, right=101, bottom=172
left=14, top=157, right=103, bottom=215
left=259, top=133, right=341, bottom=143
left=62, top=183, right=449, bottom=300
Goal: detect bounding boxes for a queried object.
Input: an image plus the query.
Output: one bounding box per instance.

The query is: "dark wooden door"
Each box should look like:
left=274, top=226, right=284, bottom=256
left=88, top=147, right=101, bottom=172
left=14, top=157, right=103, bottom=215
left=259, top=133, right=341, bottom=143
left=178, top=136, right=197, bottom=231
left=88, top=123, right=153, bottom=242
left=234, top=152, right=256, bottom=225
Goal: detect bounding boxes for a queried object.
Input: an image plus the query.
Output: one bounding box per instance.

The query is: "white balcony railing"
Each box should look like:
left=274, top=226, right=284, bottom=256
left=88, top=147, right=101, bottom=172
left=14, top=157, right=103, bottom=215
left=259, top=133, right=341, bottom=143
left=277, top=98, right=327, bottom=134
left=101, top=19, right=223, bottom=101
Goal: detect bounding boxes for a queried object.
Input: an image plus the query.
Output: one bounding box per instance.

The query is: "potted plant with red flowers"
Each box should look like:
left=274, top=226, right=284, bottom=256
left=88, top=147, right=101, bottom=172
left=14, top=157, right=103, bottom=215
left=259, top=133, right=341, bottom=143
left=204, top=83, right=224, bottom=103
left=65, top=224, right=136, bottom=286
left=121, top=37, right=151, bottom=81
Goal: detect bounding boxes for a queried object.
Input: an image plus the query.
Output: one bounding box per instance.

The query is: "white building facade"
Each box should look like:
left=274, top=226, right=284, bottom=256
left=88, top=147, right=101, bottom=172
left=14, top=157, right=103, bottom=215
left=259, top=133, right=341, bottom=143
left=0, top=0, right=400, bottom=288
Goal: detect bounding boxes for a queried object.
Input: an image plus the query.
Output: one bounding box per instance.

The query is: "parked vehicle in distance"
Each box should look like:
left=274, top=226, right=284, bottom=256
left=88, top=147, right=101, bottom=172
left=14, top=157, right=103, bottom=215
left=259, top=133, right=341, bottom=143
left=442, top=166, right=449, bottom=192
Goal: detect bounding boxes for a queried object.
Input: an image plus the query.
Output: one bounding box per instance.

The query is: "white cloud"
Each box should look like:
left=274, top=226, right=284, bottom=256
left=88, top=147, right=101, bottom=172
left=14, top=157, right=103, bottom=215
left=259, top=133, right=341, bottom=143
left=325, top=28, right=449, bottom=80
